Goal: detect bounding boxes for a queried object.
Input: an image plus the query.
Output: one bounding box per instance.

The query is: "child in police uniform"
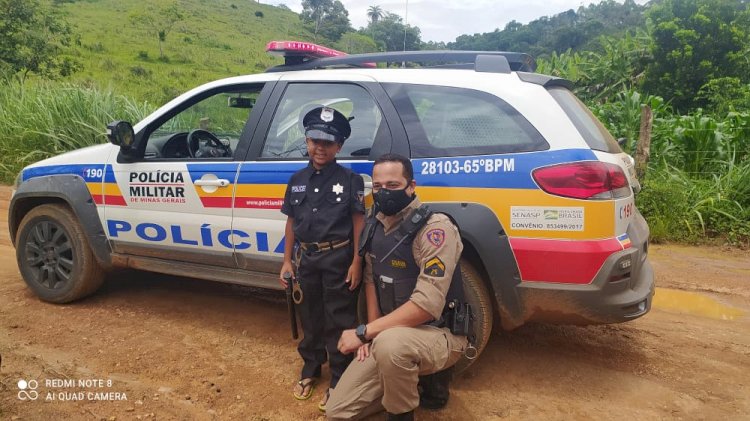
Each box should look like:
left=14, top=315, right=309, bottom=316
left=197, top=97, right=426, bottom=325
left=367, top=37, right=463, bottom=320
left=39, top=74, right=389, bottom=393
left=279, top=106, right=365, bottom=411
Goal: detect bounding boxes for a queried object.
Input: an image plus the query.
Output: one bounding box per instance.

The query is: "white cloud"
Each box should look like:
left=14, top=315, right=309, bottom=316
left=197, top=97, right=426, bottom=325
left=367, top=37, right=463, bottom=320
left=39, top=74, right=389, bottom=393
left=262, top=0, right=649, bottom=43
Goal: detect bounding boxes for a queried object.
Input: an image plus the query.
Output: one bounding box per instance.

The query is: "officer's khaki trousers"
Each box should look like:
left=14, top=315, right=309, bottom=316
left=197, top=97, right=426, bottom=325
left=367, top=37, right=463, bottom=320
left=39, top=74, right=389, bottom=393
left=326, top=325, right=467, bottom=420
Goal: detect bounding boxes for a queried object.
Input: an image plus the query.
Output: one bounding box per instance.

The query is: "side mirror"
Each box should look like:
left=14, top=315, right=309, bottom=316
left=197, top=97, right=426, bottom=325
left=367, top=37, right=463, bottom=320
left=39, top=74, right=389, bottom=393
left=106, top=121, right=135, bottom=151
left=617, top=137, right=627, bottom=147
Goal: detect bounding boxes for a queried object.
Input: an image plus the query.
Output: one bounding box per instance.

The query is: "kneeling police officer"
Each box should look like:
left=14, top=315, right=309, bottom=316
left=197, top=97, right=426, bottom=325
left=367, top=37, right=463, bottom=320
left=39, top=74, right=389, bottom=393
left=328, top=153, right=471, bottom=421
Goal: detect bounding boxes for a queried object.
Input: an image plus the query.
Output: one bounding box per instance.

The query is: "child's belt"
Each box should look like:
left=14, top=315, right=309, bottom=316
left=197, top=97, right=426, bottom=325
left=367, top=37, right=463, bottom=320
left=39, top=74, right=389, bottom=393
left=299, top=239, right=350, bottom=253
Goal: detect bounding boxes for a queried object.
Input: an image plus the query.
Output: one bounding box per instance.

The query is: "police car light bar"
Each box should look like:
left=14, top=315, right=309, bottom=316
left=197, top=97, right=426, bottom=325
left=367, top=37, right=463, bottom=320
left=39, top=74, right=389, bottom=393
left=266, top=41, right=376, bottom=68
left=266, top=41, right=345, bottom=59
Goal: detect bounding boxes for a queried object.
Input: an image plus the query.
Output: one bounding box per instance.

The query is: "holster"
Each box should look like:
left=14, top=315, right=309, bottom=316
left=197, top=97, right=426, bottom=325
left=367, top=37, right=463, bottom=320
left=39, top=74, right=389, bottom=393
left=444, top=299, right=474, bottom=339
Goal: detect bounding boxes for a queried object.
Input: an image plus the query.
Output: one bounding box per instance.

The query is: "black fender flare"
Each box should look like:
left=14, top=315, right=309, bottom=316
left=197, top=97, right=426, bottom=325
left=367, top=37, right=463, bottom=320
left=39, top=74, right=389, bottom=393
left=425, top=202, right=525, bottom=329
left=9, top=175, right=113, bottom=268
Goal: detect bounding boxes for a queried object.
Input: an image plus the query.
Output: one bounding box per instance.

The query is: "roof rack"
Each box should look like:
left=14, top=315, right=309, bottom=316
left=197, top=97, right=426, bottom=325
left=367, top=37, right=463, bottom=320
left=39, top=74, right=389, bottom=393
left=265, top=50, right=536, bottom=73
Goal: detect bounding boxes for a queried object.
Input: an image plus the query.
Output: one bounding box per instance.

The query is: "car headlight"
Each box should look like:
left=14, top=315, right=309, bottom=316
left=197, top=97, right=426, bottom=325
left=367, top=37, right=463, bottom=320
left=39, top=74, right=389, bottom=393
left=13, top=170, right=23, bottom=195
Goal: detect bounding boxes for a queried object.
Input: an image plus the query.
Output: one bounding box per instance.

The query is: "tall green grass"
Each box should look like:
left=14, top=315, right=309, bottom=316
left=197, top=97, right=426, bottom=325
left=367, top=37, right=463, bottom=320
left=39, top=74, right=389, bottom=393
left=0, top=79, right=153, bottom=183
left=637, top=161, right=750, bottom=247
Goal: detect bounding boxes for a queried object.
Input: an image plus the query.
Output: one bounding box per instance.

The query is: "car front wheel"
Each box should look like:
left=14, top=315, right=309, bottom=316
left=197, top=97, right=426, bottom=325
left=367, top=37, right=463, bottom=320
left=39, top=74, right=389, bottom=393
left=15, top=204, right=104, bottom=303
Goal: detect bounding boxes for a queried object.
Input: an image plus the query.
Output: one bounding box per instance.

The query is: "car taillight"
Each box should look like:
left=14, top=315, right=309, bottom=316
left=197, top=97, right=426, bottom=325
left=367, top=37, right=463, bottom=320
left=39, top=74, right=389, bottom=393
left=532, top=161, right=631, bottom=200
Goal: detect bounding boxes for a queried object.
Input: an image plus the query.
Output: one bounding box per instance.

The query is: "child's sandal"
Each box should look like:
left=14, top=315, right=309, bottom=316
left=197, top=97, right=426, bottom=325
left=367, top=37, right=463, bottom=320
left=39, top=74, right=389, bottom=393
left=293, top=378, right=315, bottom=400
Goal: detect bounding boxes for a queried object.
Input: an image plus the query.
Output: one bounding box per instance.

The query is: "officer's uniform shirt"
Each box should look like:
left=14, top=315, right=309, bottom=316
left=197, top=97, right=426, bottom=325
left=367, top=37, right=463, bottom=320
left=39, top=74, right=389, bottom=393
left=363, top=198, right=463, bottom=320
left=281, top=160, right=365, bottom=243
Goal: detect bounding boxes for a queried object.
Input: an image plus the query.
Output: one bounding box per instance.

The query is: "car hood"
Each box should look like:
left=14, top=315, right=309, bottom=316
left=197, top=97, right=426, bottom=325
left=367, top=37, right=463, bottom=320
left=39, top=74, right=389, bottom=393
left=24, top=143, right=116, bottom=169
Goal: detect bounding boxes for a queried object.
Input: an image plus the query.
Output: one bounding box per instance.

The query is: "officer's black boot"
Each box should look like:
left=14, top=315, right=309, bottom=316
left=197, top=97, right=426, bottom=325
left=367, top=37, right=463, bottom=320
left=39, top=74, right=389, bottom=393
left=386, top=410, right=414, bottom=421
left=418, top=367, right=453, bottom=410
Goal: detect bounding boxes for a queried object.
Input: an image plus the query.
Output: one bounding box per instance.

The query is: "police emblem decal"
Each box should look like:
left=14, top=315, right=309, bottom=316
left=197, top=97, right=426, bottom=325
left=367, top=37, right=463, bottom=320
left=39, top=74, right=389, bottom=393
left=321, top=107, right=334, bottom=122
left=423, top=257, right=446, bottom=277
left=425, top=229, right=445, bottom=247
left=332, top=183, right=344, bottom=195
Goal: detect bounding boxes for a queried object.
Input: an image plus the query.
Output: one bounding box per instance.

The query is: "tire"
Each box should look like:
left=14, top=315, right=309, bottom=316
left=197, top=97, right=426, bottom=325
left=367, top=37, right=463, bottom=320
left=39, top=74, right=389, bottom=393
left=453, top=258, right=493, bottom=373
left=15, top=204, right=105, bottom=303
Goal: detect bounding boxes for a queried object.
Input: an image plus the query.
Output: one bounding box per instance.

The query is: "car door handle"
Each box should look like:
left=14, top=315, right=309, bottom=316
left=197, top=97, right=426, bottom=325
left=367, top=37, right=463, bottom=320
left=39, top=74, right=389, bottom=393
left=195, top=179, right=230, bottom=187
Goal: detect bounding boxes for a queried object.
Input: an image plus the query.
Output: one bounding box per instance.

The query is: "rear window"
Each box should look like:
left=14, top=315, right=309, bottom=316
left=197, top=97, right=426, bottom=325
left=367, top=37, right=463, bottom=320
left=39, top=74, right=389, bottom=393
left=384, top=83, right=548, bottom=158
left=548, top=87, right=622, bottom=153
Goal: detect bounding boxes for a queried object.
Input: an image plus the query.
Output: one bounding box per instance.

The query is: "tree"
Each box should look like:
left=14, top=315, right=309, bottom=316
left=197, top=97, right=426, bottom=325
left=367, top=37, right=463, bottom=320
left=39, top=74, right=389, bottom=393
left=365, top=12, right=421, bottom=51
left=334, top=32, right=378, bottom=54
left=446, top=0, right=647, bottom=57
left=319, top=1, right=351, bottom=42
left=301, top=0, right=351, bottom=42
left=0, top=0, right=79, bottom=84
left=367, top=5, right=384, bottom=25
left=129, top=1, right=184, bottom=59
left=642, top=0, right=750, bottom=111
left=422, top=40, right=447, bottom=50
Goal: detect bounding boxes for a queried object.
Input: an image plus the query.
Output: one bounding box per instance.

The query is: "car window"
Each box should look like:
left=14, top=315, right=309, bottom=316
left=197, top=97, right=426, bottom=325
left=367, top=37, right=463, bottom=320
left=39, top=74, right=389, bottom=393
left=548, top=87, right=622, bottom=154
left=144, top=85, right=264, bottom=160
left=260, top=83, right=384, bottom=159
left=384, top=83, right=548, bottom=158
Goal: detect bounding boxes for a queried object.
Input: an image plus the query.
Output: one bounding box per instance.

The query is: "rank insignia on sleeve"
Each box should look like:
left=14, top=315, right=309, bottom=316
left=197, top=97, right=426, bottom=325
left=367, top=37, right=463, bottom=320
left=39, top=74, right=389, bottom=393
left=425, top=229, right=445, bottom=247
left=357, top=190, right=364, bottom=203
left=423, top=257, right=446, bottom=277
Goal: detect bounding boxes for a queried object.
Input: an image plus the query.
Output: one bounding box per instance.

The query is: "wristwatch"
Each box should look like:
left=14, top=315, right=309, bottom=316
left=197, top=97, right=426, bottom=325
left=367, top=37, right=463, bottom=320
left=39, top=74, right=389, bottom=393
left=355, top=324, right=369, bottom=343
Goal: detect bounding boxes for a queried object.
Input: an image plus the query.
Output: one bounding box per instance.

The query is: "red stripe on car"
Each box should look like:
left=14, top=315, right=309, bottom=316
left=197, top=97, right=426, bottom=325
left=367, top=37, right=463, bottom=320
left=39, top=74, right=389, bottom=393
left=510, top=237, right=622, bottom=284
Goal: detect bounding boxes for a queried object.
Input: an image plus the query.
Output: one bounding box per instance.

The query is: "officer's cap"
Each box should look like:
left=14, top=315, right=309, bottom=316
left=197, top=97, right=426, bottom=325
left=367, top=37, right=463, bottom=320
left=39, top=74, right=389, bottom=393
left=303, top=107, right=351, bottom=144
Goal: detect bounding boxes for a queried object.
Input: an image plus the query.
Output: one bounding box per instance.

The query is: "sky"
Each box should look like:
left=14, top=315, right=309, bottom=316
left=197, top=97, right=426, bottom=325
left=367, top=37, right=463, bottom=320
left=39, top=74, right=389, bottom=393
left=262, top=0, right=650, bottom=44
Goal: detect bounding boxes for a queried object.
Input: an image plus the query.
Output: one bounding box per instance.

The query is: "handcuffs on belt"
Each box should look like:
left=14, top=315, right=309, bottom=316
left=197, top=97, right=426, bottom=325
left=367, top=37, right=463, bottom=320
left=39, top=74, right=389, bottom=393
left=292, top=245, right=304, bottom=304
left=292, top=239, right=350, bottom=304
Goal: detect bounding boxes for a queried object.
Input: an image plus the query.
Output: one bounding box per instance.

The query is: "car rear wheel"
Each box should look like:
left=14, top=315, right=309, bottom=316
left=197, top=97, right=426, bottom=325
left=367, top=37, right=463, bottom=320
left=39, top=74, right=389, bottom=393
left=15, top=204, right=104, bottom=303
left=454, top=257, right=493, bottom=373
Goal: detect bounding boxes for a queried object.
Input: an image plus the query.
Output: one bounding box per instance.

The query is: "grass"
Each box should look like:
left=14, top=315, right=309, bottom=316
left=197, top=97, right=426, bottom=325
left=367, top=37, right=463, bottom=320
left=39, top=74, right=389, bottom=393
left=0, top=80, right=153, bottom=183
left=636, top=160, right=750, bottom=247
left=55, top=0, right=315, bottom=104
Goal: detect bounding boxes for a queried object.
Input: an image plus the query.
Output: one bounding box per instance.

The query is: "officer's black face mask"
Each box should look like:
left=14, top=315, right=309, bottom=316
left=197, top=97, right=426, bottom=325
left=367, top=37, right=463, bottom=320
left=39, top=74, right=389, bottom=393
left=373, top=185, right=415, bottom=216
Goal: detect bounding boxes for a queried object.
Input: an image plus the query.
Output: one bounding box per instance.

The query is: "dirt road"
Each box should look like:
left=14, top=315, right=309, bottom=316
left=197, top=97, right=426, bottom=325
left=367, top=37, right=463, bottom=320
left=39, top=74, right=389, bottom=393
left=1, top=185, right=748, bottom=420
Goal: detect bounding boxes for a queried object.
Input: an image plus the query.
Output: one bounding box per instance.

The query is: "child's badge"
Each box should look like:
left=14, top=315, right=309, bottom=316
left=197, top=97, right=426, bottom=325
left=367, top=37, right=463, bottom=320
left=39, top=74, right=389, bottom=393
left=321, top=107, right=334, bottom=122
left=425, top=228, right=445, bottom=247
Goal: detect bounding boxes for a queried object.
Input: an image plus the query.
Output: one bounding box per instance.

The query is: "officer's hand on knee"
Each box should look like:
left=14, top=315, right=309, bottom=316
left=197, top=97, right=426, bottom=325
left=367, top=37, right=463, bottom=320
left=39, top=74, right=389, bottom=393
left=337, top=329, right=362, bottom=355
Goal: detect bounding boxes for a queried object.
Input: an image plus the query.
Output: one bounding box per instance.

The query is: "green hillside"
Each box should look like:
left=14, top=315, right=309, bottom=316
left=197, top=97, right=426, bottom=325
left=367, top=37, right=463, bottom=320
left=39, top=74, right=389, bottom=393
left=58, top=0, right=314, bottom=103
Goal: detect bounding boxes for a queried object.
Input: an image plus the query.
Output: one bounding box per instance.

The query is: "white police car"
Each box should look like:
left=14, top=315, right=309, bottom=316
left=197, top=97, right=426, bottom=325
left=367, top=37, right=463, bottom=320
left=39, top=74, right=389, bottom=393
left=10, top=42, right=653, bottom=366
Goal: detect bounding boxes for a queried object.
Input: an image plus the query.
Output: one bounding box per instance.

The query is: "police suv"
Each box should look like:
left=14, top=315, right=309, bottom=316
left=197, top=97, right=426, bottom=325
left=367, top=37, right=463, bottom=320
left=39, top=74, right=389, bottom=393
left=9, top=42, right=654, bottom=366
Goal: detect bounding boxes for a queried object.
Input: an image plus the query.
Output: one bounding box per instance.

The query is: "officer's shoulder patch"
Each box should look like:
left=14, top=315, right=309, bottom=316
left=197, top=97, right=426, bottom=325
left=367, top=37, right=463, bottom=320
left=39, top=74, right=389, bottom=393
left=425, top=228, right=445, bottom=247
left=423, top=256, right=446, bottom=277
